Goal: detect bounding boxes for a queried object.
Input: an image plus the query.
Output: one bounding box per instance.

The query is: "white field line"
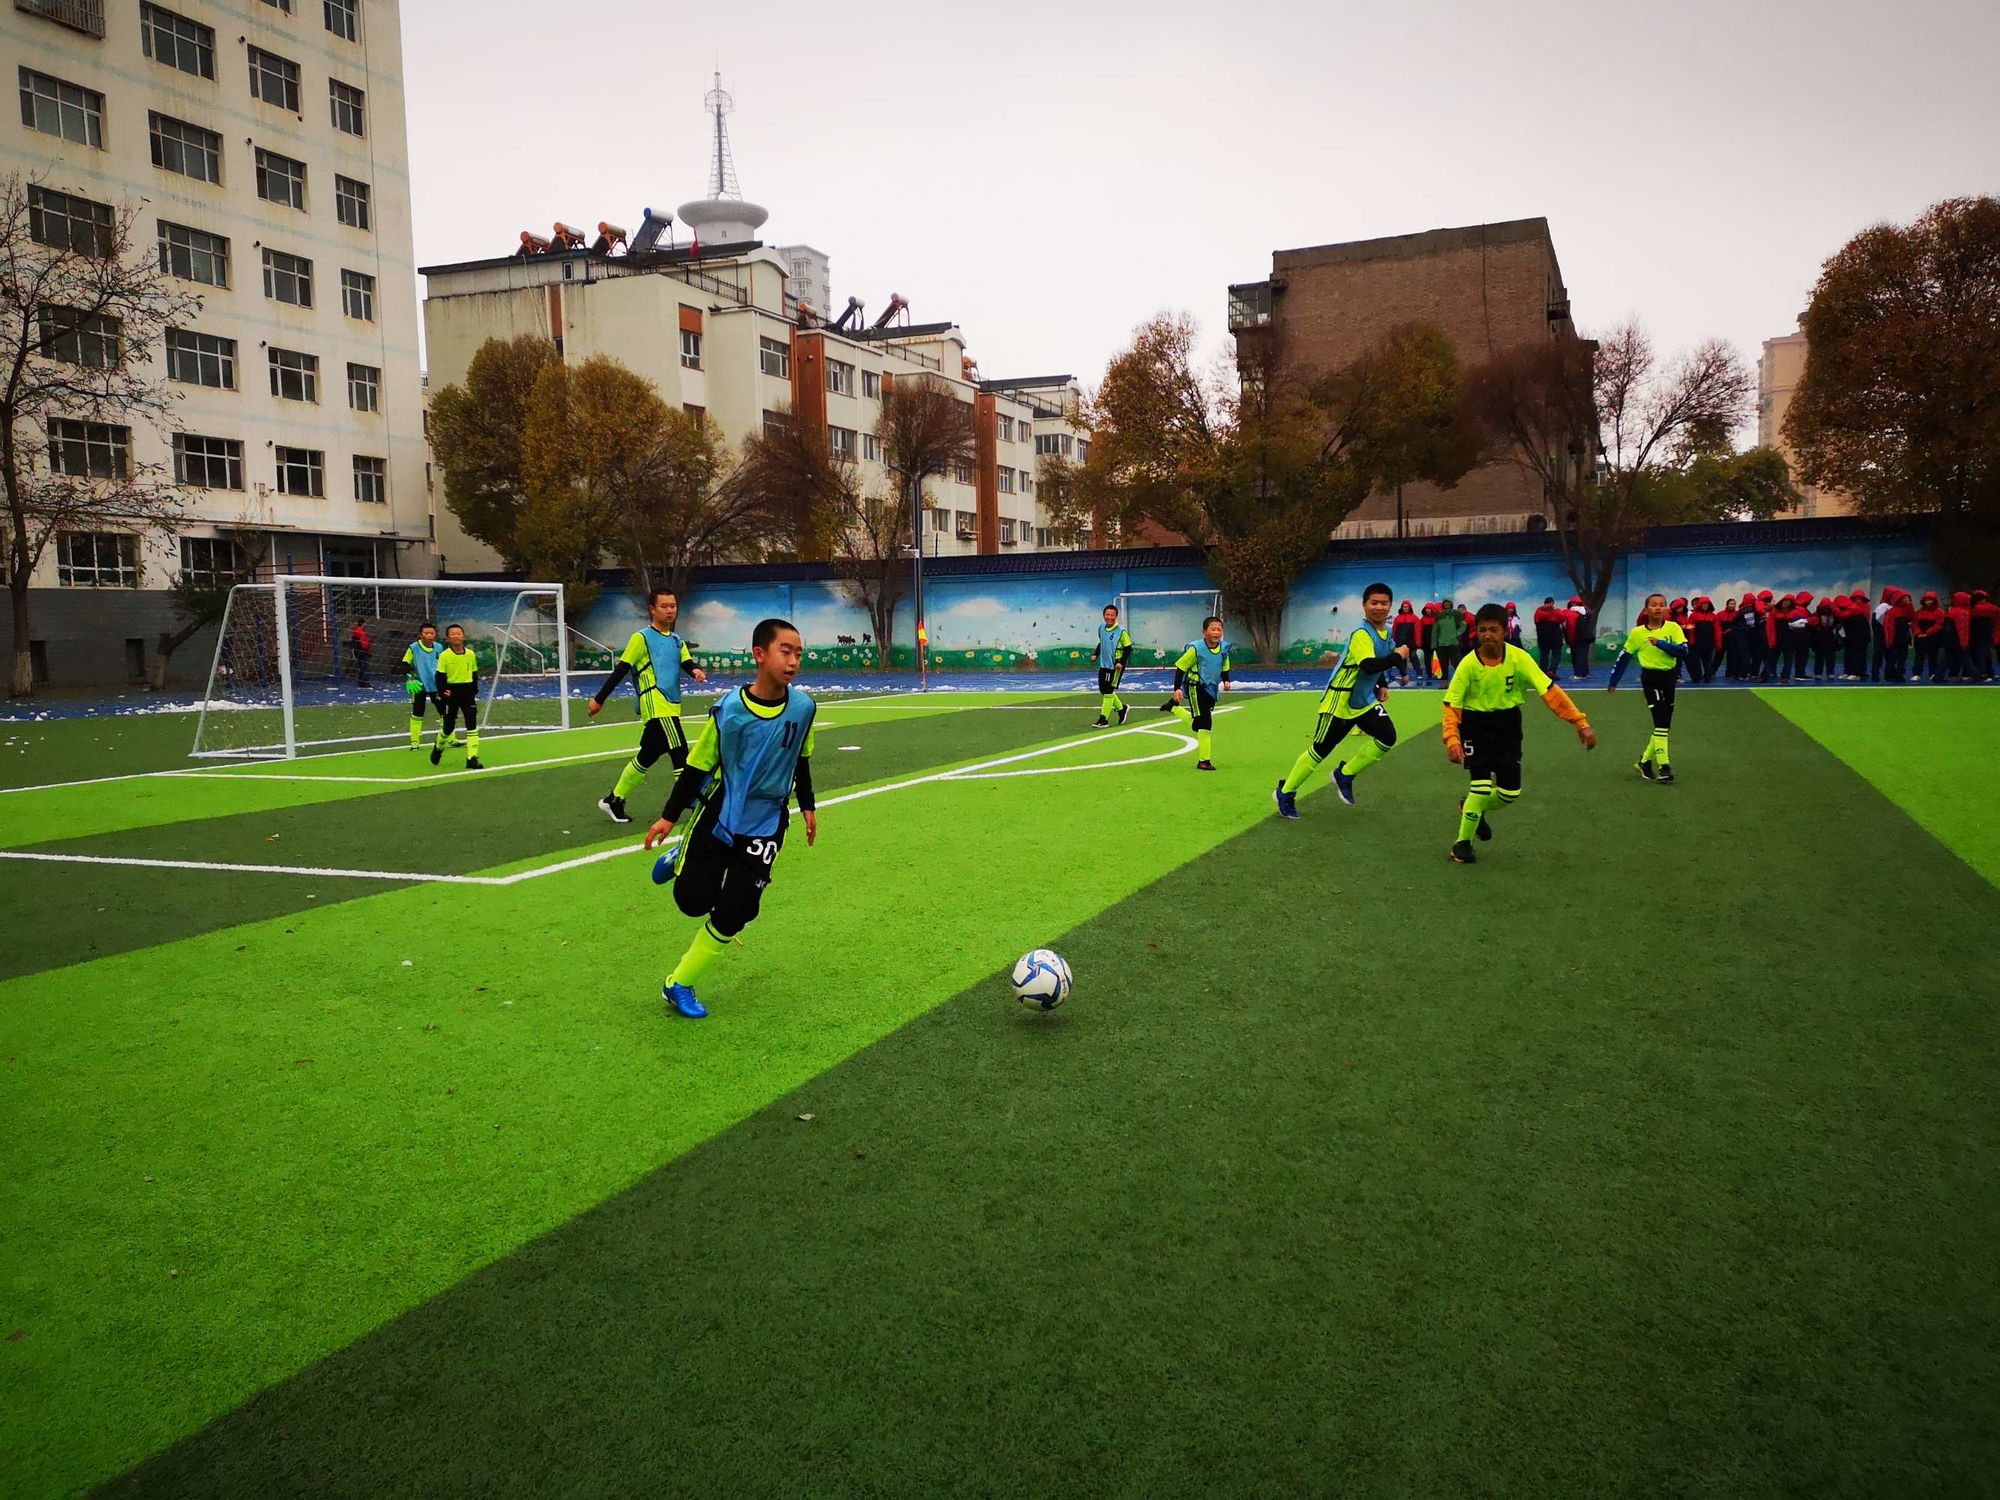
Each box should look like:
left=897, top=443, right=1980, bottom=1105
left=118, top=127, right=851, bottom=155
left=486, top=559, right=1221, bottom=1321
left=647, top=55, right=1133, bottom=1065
left=0, top=717, right=1217, bottom=885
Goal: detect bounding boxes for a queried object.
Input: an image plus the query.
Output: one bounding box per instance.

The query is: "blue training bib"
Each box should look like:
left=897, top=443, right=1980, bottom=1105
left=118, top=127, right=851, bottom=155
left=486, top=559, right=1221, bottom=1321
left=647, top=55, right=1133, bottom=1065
left=710, top=688, right=817, bottom=844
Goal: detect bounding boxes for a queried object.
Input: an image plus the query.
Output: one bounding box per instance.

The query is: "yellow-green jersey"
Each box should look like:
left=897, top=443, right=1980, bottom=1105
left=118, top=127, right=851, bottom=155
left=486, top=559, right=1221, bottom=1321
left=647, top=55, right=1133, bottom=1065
left=1621, top=622, right=1686, bottom=671
left=1320, top=622, right=1399, bottom=719
left=436, top=645, right=479, bottom=687
left=620, top=628, right=696, bottom=720
left=1442, top=643, right=1551, bottom=712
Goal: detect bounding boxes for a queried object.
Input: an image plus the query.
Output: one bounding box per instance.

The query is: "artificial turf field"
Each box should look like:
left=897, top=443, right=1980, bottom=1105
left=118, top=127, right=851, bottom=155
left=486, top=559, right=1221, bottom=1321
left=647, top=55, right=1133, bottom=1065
left=2, top=685, right=1996, bottom=1497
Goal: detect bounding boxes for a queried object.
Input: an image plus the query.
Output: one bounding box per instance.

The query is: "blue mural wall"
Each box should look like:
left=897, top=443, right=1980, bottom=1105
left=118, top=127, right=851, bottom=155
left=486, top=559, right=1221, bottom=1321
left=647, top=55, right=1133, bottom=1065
left=572, top=534, right=1943, bottom=670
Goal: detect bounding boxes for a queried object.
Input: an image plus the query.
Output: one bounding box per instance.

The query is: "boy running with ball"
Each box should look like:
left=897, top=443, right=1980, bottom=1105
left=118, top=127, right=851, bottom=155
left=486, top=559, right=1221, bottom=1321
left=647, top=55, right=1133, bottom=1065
left=1606, top=591, right=1688, bottom=783
left=644, top=618, right=818, bottom=1020
left=1274, top=581, right=1407, bottom=819
left=1441, top=604, right=1594, bottom=864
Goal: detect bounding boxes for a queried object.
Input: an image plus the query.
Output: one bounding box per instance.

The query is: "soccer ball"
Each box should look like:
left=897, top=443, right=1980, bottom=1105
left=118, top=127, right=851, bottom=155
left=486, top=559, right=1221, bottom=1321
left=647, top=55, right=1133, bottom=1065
left=1012, top=949, right=1072, bottom=1011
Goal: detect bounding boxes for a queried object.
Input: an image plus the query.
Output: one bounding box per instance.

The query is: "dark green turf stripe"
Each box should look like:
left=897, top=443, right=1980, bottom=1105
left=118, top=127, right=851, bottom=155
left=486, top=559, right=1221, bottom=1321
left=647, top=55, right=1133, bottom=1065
left=0, top=707, right=1089, bottom=982
left=103, top=694, right=2000, bottom=1497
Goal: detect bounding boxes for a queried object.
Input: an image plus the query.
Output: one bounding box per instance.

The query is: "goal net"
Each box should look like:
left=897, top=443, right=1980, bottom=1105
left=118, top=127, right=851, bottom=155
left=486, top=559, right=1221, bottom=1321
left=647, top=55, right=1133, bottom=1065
left=1114, top=589, right=1224, bottom=667
left=190, top=577, right=571, bottom=759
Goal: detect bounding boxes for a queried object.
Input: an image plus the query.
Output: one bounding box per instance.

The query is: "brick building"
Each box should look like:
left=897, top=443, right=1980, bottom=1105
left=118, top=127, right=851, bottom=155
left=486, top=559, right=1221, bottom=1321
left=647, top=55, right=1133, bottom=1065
left=1229, top=217, right=1579, bottom=539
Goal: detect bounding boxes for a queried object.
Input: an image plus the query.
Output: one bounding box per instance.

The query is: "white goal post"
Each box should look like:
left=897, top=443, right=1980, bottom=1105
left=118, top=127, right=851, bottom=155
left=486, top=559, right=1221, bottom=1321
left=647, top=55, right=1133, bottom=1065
left=191, top=576, right=570, bottom=760
left=1112, top=589, right=1223, bottom=666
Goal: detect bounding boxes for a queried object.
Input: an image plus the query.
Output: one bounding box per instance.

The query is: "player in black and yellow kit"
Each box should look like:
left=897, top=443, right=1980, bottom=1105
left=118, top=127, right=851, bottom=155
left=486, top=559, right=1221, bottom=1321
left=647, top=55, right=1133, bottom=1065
left=429, top=624, right=484, bottom=769
left=643, top=617, right=818, bottom=1020
left=1091, top=604, right=1133, bottom=727
left=1607, top=591, right=1688, bottom=783
left=1274, top=581, right=1408, bottom=819
left=1440, top=603, right=1594, bottom=863
left=1161, top=616, right=1233, bottom=768
left=587, top=587, right=708, bottom=823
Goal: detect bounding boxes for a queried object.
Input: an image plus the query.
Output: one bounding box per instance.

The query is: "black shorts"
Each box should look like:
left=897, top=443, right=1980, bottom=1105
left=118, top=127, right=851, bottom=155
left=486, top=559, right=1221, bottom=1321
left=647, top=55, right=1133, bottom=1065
left=674, top=807, right=785, bottom=937
left=1185, top=684, right=1218, bottom=731
left=1312, top=702, right=1396, bottom=760
left=1640, top=668, right=1678, bottom=727
left=1458, top=707, right=1523, bottom=781
left=637, top=715, right=689, bottom=771
left=1096, top=667, right=1123, bottom=695
left=407, top=686, right=444, bottom=718
left=438, top=683, right=478, bottom=728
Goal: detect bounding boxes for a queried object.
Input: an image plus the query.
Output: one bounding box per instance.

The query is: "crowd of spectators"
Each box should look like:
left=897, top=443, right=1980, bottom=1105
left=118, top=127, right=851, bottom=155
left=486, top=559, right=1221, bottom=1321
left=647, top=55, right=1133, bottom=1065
left=1370, top=589, right=1998, bottom=686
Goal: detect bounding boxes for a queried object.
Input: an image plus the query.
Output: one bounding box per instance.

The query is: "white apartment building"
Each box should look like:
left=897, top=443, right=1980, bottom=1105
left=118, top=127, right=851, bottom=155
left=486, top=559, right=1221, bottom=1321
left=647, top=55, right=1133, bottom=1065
left=422, top=236, right=1089, bottom=572
left=5, top=0, right=427, bottom=684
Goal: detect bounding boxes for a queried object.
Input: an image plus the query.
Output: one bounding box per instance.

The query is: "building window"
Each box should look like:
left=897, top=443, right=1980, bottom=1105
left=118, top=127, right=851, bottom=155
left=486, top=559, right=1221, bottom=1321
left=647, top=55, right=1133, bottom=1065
left=57, top=531, right=139, bottom=587
left=353, top=455, right=386, bottom=504
left=141, top=5, right=215, bottom=80
left=339, top=268, right=375, bottom=321
left=1020, top=422, right=1032, bottom=443
left=28, top=186, right=114, bottom=257
left=323, top=0, right=358, bottom=41
left=165, top=328, right=235, bottom=388
left=996, top=415, right=1013, bottom=443
left=275, top=446, right=323, bottom=496
left=267, top=347, right=318, bottom=402
left=247, top=47, right=300, bottom=112
left=347, top=362, right=379, bottom=412
left=999, top=518, right=1017, bottom=545
left=37, top=305, right=122, bottom=369
left=683, top=403, right=705, bottom=427
left=1020, top=472, right=1033, bottom=494
left=1078, top=439, right=1091, bottom=462
left=861, top=432, right=882, bottom=463
left=952, top=459, right=973, bottom=485
left=954, top=510, right=975, bottom=539
left=828, top=426, right=857, bottom=461
left=147, top=112, right=222, bottom=183
left=47, top=419, right=129, bottom=479
left=260, top=247, right=313, bottom=307
left=157, top=221, right=229, bottom=286
left=998, top=466, right=1016, bottom=493
left=827, top=360, right=855, bottom=396
left=861, top=369, right=880, bottom=399
left=334, top=175, right=371, bottom=231
left=173, top=434, right=244, bottom=489
left=758, top=336, right=790, bottom=378
left=255, top=148, right=306, bottom=210
left=1035, top=432, right=1075, bottom=458
left=328, top=78, right=365, bottom=136
left=179, top=535, right=241, bottom=585
left=19, top=68, right=104, bottom=148
left=761, top=409, right=789, bottom=441
left=680, top=328, right=701, bottom=369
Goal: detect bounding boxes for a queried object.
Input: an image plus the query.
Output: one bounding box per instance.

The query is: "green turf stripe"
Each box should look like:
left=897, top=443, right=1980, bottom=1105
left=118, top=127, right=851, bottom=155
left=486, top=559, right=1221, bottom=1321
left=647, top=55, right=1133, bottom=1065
left=1756, top=687, right=2000, bottom=888
left=2, top=696, right=1336, bottom=1495
left=101, top=691, right=2000, bottom=1496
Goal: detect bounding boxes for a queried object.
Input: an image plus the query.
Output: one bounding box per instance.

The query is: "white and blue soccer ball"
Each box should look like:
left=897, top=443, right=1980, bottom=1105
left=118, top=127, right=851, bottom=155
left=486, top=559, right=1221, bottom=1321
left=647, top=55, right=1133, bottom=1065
left=1012, top=948, right=1072, bottom=1011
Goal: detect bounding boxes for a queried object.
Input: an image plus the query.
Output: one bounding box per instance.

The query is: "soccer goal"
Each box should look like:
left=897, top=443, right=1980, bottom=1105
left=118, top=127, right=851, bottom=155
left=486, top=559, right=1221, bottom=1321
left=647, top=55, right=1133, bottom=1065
left=190, top=577, right=571, bottom=759
left=1113, top=589, right=1223, bottom=666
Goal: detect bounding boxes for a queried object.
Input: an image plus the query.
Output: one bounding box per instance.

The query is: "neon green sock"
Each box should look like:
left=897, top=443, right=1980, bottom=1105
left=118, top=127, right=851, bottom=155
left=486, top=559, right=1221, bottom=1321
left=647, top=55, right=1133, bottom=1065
left=1647, top=729, right=1670, bottom=764
left=612, top=760, right=646, bottom=800
left=1340, top=735, right=1389, bottom=778
left=1110, top=693, right=1124, bottom=714
left=1281, top=748, right=1320, bottom=796
left=1458, top=779, right=1496, bottom=843
left=669, top=921, right=731, bottom=988
left=465, top=730, right=480, bottom=758
left=409, top=717, right=422, bottom=747
left=1171, top=703, right=1192, bottom=727
left=1098, top=694, right=1113, bottom=718
left=1196, top=728, right=1212, bottom=760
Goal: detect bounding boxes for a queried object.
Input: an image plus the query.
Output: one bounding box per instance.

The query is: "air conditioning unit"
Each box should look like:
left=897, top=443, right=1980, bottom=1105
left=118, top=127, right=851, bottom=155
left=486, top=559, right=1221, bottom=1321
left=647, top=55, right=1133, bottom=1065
left=955, top=526, right=974, bottom=540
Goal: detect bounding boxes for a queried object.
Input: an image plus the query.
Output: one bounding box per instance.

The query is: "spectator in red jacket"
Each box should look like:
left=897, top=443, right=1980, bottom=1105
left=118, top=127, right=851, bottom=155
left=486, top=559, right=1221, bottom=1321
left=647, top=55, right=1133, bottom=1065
left=1911, top=591, right=1948, bottom=682
left=1505, top=601, right=1522, bottom=647
left=1533, top=597, right=1565, bottom=675
left=1946, top=591, right=1972, bottom=681
left=1687, top=597, right=1722, bottom=682
left=1419, top=602, right=1441, bottom=678
left=1391, top=599, right=1420, bottom=683
left=1971, top=589, right=1999, bottom=682
left=1883, top=589, right=1916, bottom=681
left=1811, top=597, right=1840, bottom=680
left=1840, top=589, right=1871, bottom=679
left=1767, top=594, right=1811, bottom=682
left=348, top=620, right=373, bottom=688
left=1566, top=596, right=1594, bottom=679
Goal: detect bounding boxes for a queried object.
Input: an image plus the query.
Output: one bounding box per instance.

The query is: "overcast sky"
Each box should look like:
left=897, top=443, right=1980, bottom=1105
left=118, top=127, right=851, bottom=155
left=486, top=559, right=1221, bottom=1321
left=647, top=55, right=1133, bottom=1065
left=402, top=0, right=1998, bottom=400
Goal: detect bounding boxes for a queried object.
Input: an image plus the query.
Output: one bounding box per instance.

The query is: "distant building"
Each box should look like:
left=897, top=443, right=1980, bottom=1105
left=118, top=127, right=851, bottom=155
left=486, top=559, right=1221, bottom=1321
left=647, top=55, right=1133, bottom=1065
left=1230, top=217, right=1580, bottom=540
left=1758, top=330, right=1856, bottom=519
left=4, top=0, right=430, bottom=685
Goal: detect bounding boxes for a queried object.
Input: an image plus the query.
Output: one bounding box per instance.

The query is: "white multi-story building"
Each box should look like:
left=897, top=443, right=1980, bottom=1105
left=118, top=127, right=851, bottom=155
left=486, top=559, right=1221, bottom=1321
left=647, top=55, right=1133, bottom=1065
left=422, top=236, right=1089, bottom=571
left=5, top=0, right=427, bottom=685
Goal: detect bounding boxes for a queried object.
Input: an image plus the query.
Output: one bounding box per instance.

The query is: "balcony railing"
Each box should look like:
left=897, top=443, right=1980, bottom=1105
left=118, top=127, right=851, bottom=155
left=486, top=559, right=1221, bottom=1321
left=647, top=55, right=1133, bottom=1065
left=16, top=0, right=105, bottom=35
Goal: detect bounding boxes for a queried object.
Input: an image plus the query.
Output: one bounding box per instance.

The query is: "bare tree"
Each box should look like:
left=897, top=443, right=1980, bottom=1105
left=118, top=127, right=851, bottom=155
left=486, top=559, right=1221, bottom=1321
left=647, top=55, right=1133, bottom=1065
left=151, top=526, right=271, bottom=689
left=2, top=174, right=200, bottom=694
left=1465, top=321, right=1788, bottom=618
left=614, top=411, right=795, bottom=600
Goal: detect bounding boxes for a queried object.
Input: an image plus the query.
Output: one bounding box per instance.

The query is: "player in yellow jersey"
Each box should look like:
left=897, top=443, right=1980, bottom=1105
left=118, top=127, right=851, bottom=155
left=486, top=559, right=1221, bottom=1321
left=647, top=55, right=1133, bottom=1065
left=587, top=587, right=708, bottom=824
left=1274, top=582, right=1408, bottom=819
left=1606, top=591, right=1688, bottom=784
left=1440, top=603, right=1594, bottom=863
left=429, top=624, right=484, bottom=769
